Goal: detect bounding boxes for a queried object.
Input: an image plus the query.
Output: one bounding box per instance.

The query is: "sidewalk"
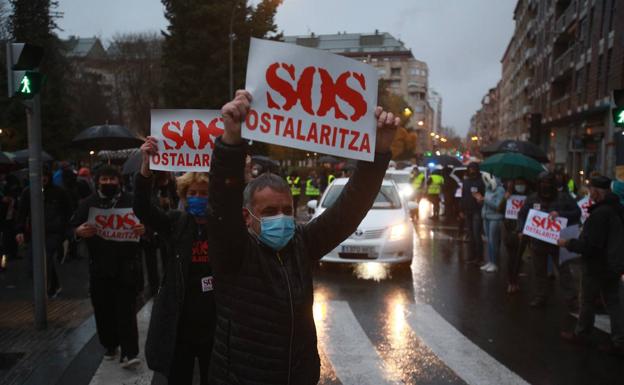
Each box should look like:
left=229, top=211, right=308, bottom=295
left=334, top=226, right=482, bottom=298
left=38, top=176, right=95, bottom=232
left=0, top=252, right=93, bottom=385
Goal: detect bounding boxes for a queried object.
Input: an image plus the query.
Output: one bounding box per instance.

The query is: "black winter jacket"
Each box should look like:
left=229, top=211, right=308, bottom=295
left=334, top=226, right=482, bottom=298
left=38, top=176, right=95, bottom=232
left=566, top=193, right=624, bottom=277
left=70, top=192, right=141, bottom=284
left=460, top=176, right=485, bottom=214
left=17, top=183, right=73, bottom=238
left=207, top=138, right=390, bottom=385
left=133, top=173, right=216, bottom=377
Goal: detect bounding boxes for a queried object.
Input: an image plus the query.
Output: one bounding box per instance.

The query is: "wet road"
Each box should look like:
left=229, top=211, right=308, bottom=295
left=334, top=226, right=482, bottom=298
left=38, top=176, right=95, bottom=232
left=67, top=212, right=624, bottom=385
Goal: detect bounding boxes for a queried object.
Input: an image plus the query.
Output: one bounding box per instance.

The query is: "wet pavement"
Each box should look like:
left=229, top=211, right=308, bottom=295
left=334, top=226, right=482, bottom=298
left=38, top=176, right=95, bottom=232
left=56, top=208, right=623, bottom=385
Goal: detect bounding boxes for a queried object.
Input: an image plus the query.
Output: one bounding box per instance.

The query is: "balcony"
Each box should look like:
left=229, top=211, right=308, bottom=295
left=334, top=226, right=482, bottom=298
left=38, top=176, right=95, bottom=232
left=555, top=1, right=577, bottom=33
left=553, top=45, right=575, bottom=77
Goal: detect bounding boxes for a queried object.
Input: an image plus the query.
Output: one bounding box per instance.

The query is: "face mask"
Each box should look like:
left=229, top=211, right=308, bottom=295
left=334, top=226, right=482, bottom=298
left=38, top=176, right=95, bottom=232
left=186, top=196, right=208, bottom=217
left=248, top=210, right=295, bottom=251
left=515, top=184, right=526, bottom=194
left=99, top=183, right=119, bottom=198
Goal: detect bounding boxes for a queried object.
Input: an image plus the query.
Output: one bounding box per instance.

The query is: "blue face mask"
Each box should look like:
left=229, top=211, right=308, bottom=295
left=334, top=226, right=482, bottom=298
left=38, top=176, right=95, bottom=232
left=249, top=211, right=295, bottom=251
left=186, top=196, right=208, bottom=217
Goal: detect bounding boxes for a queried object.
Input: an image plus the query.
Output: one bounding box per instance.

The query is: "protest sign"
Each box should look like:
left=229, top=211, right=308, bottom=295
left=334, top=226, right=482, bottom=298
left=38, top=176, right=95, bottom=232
left=243, top=38, right=379, bottom=161
left=577, top=196, right=593, bottom=224
left=87, top=207, right=141, bottom=243
left=150, top=109, right=224, bottom=172
left=505, top=195, right=526, bottom=220
left=522, top=209, right=568, bottom=245
left=559, top=225, right=581, bottom=265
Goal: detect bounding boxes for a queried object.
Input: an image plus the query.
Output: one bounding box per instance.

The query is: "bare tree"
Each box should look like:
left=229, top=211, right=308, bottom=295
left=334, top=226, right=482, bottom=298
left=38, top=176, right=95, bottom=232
left=108, top=32, right=162, bottom=136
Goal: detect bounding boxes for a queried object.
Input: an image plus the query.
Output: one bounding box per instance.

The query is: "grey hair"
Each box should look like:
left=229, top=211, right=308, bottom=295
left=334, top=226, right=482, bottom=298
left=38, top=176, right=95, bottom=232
left=243, top=173, right=292, bottom=209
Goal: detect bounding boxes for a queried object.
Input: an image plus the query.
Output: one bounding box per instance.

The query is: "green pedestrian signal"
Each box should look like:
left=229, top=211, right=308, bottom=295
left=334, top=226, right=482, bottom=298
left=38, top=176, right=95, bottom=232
left=13, top=71, right=43, bottom=99
left=614, top=107, right=624, bottom=128
left=20, top=75, right=31, bottom=93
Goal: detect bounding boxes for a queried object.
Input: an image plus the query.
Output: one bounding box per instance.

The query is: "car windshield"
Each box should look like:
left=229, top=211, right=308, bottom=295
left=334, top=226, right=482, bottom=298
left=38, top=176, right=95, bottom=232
left=386, top=173, right=411, bottom=184
left=321, top=185, right=401, bottom=209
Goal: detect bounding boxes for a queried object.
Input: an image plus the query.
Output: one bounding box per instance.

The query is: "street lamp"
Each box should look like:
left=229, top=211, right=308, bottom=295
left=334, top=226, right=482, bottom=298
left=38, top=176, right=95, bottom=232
left=89, top=150, right=95, bottom=156
left=403, top=107, right=412, bottom=118
left=417, top=120, right=424, bottom=127
left=430, top=132, right=435, bottom=137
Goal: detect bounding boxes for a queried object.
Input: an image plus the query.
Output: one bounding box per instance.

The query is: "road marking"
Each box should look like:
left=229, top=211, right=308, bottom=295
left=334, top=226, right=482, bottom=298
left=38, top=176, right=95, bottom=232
left=317, top=300, right=402, bottom=385
left=570, top=313, right=611, bottom=333
left=405, top=304, right=530, bottom=385
left=89, top=300, right=154, bottom=385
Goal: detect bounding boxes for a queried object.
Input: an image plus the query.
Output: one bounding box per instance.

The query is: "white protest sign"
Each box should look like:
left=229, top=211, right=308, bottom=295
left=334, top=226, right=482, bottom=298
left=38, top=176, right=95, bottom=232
left=559, top=225, right=581, bottom=265
left=505, top=195, right=527, bottom=220
left=150, top=109, right=224, bottom=172
left=522, top=209, right=568, bottom=245
left=243, top=38, right=379, bottom=161
left=87, top=207, right=141, bottom=243
left=577, top=196, right=593, bottom=224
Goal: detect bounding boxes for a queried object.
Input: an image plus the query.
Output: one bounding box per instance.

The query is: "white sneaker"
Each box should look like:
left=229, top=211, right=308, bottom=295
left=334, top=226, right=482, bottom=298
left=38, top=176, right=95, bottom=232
left=480, top=262, right=491, bottom=271
left=485, top=264, right=499, bottom=273
left=120, top=356, right=141, bottom=369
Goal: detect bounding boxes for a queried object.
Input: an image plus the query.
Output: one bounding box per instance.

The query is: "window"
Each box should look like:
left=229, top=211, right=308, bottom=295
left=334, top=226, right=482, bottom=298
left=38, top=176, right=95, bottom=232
left=575, top=68, right=584, bottom=95
left=604, top=49, right=612, bottom=97
left=378, top=68, right=387, bottom=76
left=391, top=67, right=401, bottom=76
left=608, top=0, right=616, bottom=32
left=410, top=68, right=420, bottom=76
left=596, top=54, right=603, bottom=97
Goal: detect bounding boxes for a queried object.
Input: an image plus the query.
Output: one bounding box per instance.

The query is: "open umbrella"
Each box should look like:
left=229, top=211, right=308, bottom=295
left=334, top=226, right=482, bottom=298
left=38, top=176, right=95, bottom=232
left=10, top=149, right=54, bottom=164
left=72, top=124, right=143, bottom=151
left=480, top=140, right=548, bottom=163
left=318, top=155, right=339, bottom=164
left=251, top=155, right=280, bottom=173
left=480, top=152, right=546, bottom=180
left=424, top=155, right=462, bottom=167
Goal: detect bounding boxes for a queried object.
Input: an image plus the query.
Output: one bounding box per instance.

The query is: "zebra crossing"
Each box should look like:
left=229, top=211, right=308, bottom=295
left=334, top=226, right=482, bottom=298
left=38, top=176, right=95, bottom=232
left=88, top=296, right=534, bottom=385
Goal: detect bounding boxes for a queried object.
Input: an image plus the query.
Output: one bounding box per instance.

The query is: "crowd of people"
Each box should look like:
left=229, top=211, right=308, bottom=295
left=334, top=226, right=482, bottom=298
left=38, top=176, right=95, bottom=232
left=0, top=92, right=401, bottom=384
left=1, top=92, right=623, bottom=384
left=410, top=161, right=624, bottom=357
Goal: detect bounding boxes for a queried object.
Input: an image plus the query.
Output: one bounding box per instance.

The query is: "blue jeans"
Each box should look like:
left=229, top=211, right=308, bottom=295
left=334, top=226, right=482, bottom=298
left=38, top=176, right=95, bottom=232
left=483, top=218, right=502, bottom=265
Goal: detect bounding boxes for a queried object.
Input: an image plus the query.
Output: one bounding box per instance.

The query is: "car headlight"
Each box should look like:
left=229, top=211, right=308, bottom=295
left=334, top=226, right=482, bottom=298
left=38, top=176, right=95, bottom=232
left=389, top=223, right=408, bottom=241
left=399, top=185, right=414, bottom=198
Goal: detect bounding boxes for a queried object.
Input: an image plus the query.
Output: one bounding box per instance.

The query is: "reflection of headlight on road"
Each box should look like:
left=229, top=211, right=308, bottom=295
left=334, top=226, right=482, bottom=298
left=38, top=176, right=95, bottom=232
left=399, top=186, right=414, bottom=198
left=389, top=223, right=408, bottom=241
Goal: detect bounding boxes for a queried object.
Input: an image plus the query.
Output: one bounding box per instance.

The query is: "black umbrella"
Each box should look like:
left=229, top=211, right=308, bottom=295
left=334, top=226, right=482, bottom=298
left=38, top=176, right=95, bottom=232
left=72, top=124, right=143, bottom=151
left=251, top=155, right=280, bottom=173
left=122, top=151, right=143, bottom=175
left=318, top=155, right=339, bottom=164
left=10, top=149, right=54, bottom=164
left=0, top=152, right=19, bottom=173
left=480, top=140, right=548, bottom=163
left=424, top=155, right=462, bottom=167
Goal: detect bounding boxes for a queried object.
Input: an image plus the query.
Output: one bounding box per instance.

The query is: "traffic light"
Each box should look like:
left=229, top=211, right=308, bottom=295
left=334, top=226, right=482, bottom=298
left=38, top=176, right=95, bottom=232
left=613, top=89, right=624, bottom=128
left=6, top=43, right=44, bottom=99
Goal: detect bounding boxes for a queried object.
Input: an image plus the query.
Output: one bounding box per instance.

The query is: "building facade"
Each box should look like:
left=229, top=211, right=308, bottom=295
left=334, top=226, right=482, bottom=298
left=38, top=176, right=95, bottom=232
left=283, top=31, right=436, bottom=155
left=484, top=0, right=624, bottom=178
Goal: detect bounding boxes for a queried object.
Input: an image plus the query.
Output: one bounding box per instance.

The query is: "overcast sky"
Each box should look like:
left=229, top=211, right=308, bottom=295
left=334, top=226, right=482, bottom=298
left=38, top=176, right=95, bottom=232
left=56, top=0, right=516, bottom=136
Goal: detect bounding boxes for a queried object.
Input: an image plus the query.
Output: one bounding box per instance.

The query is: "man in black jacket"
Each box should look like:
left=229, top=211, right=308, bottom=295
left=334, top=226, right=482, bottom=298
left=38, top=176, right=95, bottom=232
left=517, top=172, right=581, bottom=307
left=460, top=162, right=485, bottom=264
left=207, top=90, right=399, bottom=385
left=71, top=166, right=145, bottom=368
left=16, top=167, right=73, bottom=297
left=559, top=176, right=624, bottom=356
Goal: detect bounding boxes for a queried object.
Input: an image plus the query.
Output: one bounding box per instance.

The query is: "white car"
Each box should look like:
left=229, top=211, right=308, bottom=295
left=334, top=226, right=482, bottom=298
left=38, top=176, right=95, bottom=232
left=307, top=178, right=416, bottom=265
left=385, top=168, right=415, bottom=200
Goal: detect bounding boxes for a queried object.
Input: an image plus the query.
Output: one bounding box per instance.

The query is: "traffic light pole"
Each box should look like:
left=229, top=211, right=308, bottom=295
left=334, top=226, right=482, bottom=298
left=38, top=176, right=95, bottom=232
left=24, top=94, right=47, bottom=330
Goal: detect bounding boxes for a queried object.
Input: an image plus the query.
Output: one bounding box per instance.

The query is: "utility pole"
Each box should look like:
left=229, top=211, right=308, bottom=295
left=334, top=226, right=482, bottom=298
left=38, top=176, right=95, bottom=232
left=7, top=42, right=47, bottom=329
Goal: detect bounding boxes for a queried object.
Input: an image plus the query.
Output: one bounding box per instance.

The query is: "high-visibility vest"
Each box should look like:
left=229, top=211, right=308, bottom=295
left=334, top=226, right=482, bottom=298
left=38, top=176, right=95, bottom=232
left=306, top=178, right=320, bottom=197
left=567, top=179, right=575, bottom=194
left=287, top=176, right=301, bottom=196
left=412, top=173, right=425, bottom=192
left=427, top=175, right=444, bottom=195
left=328, top=174, right=335, bottom=185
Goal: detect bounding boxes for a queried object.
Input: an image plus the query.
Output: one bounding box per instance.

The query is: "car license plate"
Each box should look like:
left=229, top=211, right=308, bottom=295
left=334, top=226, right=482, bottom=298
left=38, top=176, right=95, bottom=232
left=341, top=246, right=374, bottom=254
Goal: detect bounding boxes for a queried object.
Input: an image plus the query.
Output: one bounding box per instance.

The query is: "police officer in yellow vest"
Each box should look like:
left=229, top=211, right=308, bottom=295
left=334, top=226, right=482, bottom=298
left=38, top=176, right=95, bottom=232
left=412, top=170, right=425, bottom=199
left=305, top=171, right=321, bottom=215
left=427, top=169, right=444, bottom=219
left=287, top=172, right=302, bottom=216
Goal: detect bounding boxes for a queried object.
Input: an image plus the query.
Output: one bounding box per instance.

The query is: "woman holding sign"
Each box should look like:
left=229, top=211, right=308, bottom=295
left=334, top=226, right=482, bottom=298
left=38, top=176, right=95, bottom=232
left=500, top=178, right=530, bottom=294
left=134, top=138, right=215, bottom=385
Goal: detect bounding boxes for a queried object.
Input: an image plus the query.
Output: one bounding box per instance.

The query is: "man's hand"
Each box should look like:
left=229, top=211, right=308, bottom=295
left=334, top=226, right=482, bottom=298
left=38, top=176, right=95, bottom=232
left=133, top=224, right=146, bottom=236
left=140, top=136, right=158, bottom=178
left=557, top=238, right=568, bottom=247
left=549, top=211, right=559, bottom=219
left=76, top=223, right=97, bottom=238
left=374, top=106, right=400, bottom=154
left=221, top=90, right=252, bottom=145
left=16, top=233, right=24, bottom=245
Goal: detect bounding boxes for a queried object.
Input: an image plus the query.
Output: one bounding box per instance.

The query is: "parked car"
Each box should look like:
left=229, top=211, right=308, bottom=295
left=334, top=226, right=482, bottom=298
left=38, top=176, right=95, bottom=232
left=307, top=178, right=417, bottom=265
left=385, top=168, right=415, bottom=200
